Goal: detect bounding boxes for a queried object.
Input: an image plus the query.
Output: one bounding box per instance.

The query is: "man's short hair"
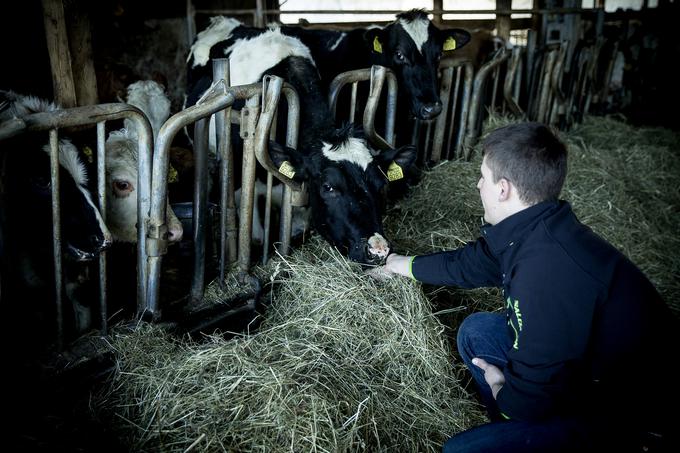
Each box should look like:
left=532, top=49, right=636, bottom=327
left=482, top=122, right=567, bottom=205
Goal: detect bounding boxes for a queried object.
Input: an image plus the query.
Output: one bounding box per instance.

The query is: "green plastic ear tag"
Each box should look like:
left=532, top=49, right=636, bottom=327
left=82, top=146, right=94, bottom=163
left=373, top=36, right=383, bottom=53
left=387, top=161, right=404, bottom=181
left=443, top=36, right=457, bottom=51
left=279, top=161, right=296, bottom=179
left=168, top=164, right=179, bottom=183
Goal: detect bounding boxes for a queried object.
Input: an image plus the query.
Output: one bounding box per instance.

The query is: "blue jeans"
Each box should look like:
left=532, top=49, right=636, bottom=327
left=447, top=312, right=594, bottom=452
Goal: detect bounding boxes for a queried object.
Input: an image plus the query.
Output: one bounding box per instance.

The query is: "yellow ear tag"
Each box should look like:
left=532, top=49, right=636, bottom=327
left=168, top=164, right=179, bottom=183
left=387, top=161, right=404, bottom=181
left=373, top=36, right=383, bottom=53
left=443, top=37, right=457, bottom=51
left=82, top=146, right=94, bottom=163
left=279, top=161, right=296, bottom=179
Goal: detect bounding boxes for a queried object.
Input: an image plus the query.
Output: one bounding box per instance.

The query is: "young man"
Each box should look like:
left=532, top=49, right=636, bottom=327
left=380, top=122, right=678, bottom=452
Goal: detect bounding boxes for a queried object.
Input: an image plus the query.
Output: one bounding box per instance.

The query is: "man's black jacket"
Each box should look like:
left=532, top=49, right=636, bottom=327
left=411, top=200, right=677, bottom=425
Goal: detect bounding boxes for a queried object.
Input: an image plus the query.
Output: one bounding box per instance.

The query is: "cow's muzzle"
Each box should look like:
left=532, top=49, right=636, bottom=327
left=418, top=101, right=443, bottom=120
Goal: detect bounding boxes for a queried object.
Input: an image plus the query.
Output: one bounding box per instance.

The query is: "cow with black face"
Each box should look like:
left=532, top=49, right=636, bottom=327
left=186, top=22, right=417, bottom=264
left=0, top=91, right=112, bottom=334
left=278, top=9, right=471, bottom=122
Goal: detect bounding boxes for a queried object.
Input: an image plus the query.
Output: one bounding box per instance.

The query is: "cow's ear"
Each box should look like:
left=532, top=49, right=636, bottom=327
left=439, top=28, right=471, bottom=52
left=364, top=28, right=387, bottom=55
left=267, top=141, right=308, bottom=182
left=375, top=145, right=417, bottom=182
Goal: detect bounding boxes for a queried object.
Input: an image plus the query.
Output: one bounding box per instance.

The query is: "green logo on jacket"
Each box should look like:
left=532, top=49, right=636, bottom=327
left=506, top=297, right=523, bottom=350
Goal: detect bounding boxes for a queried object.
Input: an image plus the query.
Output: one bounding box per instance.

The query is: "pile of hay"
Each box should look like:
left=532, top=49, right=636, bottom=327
left=96, top=114, right=679, bottom=451
left=98, top=237, right=485, bottom=452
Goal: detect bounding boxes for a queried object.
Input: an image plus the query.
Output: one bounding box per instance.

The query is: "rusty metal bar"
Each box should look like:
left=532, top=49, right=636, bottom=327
left=444, top=67, right=462, bottom=160
left=212, top=59, right=237, bottom=286
left=149, top=81, right=238, bottom=319
left=1, top=103, right=151, bottom=326
left=96, top=121, right=107, bottom=334
left=430, top=56, right=473, bottom=162
left=549, top=43, right=569, bottom=126
left=464, top=49, right=510, bottom=159
left=48, top=129, right=63, bottom=350
left=253, top=76, right=302, bottom=257
left=328, top=66, right=397, bottom=149
left=237, top=96, right=261, bottom=274
left=190, top=117, right=209, bottom=304
left=503, top=46, right=524, bottom=117
left=537, top=49, right=558, bottom=123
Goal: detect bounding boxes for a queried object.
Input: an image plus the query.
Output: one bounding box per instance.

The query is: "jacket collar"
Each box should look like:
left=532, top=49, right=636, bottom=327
left=481, top=200, right=565, bottom=254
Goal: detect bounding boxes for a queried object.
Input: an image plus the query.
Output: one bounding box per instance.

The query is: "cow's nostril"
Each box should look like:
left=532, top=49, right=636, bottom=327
left=420, top=102, right=443, bottom=120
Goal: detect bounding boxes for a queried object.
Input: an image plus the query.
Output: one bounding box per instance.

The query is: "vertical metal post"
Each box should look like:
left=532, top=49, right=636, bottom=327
left=96, top=121, right=108, bottom=333
left=190, top=118, right=209, bottom=304
left=237, top=96, right=260, bottom=273
left=48, top=129, right=63, bottom=350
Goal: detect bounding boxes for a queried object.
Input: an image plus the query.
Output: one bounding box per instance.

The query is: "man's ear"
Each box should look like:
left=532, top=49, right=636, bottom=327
left=267, top=141, right=308, bottom=182
left=439, top=28, right=472, bottom=53
left=375, top=145, right=418, bottom=181
left=498, top=178, right=511, bottom=201
left=364, top=27, right=388, bottom=55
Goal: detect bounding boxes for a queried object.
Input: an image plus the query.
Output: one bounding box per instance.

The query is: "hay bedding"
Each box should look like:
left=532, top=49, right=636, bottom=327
left=98, top=115, right=680, bottom=451
left=99, top=238, right=485, bottom=452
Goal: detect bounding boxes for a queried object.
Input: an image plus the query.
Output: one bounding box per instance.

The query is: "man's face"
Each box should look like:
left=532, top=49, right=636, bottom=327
left=477, top=156, right=503, bottom=225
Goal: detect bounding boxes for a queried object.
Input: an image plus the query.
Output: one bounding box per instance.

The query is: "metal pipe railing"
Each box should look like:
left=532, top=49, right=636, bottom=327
left=149, top=81, right=237, bottom=319
left=464, top=49, right=511, bottom=159
left=0, top=103, right=152, bottom=345
left=328, top=66, right=398, bottom=149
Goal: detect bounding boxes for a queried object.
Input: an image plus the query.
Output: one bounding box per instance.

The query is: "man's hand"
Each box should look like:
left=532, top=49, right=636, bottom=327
left=365, top=253, right=414, bottom=280
left=472, top=358, right=505, bottom=399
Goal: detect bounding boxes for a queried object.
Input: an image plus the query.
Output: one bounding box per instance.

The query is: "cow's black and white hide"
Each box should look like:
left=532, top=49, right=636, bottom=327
left=0, top=91, right=111, bottom=337
left=187, top=26, right=417, bottom=264
left=189, top=11, right=471, bottom=143
left=105, top=80, right=183, bottom=244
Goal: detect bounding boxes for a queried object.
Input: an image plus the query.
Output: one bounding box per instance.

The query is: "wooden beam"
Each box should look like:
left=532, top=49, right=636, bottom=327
left=41, top=0, right=77, bottom=108
left=496, top=0, right=513, bottom=41
left=65, top=0, right=99, bottom=105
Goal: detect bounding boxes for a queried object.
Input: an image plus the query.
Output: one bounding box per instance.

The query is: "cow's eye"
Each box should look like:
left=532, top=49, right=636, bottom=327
left=395, top=51, right=405, bottom=62
left=113, top=180, right=134, bottom=197
left=31, top=176, right=51, bottom=191
left=322, top=183, right=334, bottom=193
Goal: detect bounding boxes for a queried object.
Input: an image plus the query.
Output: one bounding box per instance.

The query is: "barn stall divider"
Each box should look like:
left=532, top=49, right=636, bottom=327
left=142, top=60, right=402, bottom=326
left=0, top=103, right=153, bottom=349
left=0, top=11, right=632, bottom=349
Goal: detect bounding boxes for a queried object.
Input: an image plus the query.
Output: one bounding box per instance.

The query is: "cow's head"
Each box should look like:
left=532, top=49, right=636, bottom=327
left=268, top=126, right=416, bottom=264
left=105, top=132, right=183, bottom=244
left=8, top=140, right=112, bottom=262
left=1, top=92, right=112, bottom=262
left=364, top=10, right=471, bottom=120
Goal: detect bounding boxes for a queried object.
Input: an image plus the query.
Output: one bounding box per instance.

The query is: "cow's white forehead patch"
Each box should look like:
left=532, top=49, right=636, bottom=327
left=321, top=138, right=373, bottom=170
left=226, top=28, right=314, bottom=86
left=189, top=16, right=243, bottom=68
left=398, top=17, right=430, bottom=54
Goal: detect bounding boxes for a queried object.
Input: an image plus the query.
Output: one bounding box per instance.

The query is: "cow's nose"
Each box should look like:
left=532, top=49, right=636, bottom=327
left=167, top=223, right=184, bottom=243
left=419, top=101, right=442, bottom=120
left=90, top=233, right=110, bottom=252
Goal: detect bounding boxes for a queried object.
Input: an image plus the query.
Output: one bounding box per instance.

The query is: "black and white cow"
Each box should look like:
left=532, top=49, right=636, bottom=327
left=189, top=11, right=470, bottom=126
left=186, top=24, right=416, bottom=264
left=0, top=91, right=112, bottom=333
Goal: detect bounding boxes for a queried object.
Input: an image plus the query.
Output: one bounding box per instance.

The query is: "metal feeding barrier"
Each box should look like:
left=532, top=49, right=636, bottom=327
left=328, top=65, right=398, bottom=149
left=0, top=103, right=153, bottom=349
left=410, top=56, right=474, bottom=164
